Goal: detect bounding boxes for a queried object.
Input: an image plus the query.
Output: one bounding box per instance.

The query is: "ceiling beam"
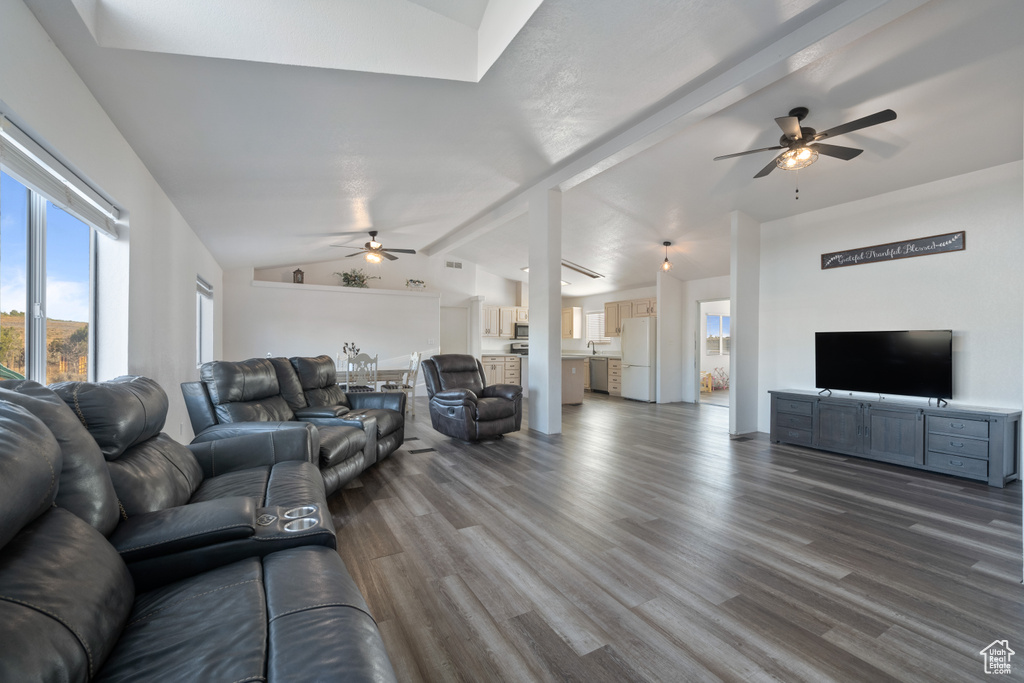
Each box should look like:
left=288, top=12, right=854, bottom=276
left=423, top=0, right=929, bottom=257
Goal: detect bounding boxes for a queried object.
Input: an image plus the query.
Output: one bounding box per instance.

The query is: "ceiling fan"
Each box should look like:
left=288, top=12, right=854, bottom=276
left=330, top=230, right=416, bottom=263
left=714, top=107, right=897, bottom=178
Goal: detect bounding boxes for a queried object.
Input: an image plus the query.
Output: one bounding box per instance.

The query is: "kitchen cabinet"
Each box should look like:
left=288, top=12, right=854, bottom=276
left=481, top=355, right=521, bottom=386
left=604, top=300, right=647, bottom=337
left=561, top=307, right=582, bottom=339
left=632, top=298, right=656, bottom=317
left=483, top=306, right=528, bottom=338
left=482, top=306, right=500, bottom=337
left=608, top=358, right=622, bottom=396
left=499, top=307, right=516, bottom=338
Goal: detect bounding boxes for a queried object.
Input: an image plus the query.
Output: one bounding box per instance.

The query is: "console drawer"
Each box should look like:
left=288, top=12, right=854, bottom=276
left=777, top=413, right=812, bottom=431
left=924, top=451, right=988, bottom=479
left=779, top=427, right=813, bottom=446
left=777, top=399, right=813, bottom=416
left=926, top=416, right=988, bottom=439
left=927, top=433, right=989, bottom=459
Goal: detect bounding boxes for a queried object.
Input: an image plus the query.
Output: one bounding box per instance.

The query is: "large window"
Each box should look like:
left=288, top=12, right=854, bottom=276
left=1, top=171, right=94, bottom=382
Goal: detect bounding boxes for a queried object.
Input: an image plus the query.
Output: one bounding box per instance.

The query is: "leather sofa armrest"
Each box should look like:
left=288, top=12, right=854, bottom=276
left=109, top=496, right=257, bottom=564
left=431, top=389, right=478, bottom=406
left=347, top=391, right=405, bottom=413
left=294, top=405, right=350, bottom=419
left=189, top=422, right=318, bottom=477
left=481, top=384, right=523, bottom=401
left=299, top=413, right=378, bottom=464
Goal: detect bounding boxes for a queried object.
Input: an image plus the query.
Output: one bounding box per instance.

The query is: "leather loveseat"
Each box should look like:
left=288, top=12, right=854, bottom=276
left=0, top=379, right=396, bottom=681
left=182, top=356, right=404, bottom=495
left=421, top=354, right=523, bottom=441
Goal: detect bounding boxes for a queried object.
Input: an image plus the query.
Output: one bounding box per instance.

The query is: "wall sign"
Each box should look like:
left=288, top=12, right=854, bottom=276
left=821, top=231, right=965, bottom=270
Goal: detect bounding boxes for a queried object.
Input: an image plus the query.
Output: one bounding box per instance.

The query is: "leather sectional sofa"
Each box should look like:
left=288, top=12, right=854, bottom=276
left=0, top=376, right=396, bottom=681
left=182, top=355, right=405, bottom=495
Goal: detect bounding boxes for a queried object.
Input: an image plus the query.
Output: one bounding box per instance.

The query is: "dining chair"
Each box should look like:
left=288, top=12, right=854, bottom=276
left=342, top=353, right=378, bottom=393
left=382, top=351, right=421, bottom=416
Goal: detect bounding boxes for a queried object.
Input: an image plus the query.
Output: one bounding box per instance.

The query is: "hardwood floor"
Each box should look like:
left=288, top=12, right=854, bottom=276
left=329, top=393, right=1023, bottom=682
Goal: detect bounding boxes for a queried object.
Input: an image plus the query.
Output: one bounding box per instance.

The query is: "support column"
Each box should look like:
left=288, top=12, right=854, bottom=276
left=527, top=188, right=562, bottom=434
left=729, top=210, right=760, bottom=435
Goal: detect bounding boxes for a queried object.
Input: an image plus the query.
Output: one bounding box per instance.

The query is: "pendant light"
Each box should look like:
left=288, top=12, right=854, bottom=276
left=661, top=241, right=673, bottom=271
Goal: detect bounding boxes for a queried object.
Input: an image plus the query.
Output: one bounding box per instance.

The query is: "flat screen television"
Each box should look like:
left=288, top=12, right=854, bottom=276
left=815, top=330, right=953, bottom=399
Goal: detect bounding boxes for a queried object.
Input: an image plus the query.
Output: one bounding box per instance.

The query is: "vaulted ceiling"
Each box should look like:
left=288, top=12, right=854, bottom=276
left=25, top=0, right=1024, bottom=296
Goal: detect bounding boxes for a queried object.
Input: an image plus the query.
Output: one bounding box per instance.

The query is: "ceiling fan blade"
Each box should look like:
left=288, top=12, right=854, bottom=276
left=330, top=243, right=366, bottom=249
left=775, top=115, right=802, bottom=140
left=814, top=109, right=896, bottom=140
left=810, top=142, right=863, bottom=160
left=345, top=251, right=366, bottom=257
left=380, top=251, right=398, bottom=261
left=327, top=230, right=372, bottom=237
left=383, top=248, right=416, bottom=254
left=713, top=145, right=784, bottom=161
left=753, top=153, right=784, bottom=178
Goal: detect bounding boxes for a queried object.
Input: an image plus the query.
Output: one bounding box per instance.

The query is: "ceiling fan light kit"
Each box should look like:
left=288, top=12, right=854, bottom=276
left=330, top=229, right=417, bottom=262
left=714, top=107, right=896, bottom=178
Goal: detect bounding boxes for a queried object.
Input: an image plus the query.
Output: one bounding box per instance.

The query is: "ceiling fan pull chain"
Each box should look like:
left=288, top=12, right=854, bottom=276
left=794, top=171, right=800, bottom=200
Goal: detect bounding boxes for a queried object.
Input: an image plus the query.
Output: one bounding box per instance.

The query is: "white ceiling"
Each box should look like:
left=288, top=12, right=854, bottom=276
left=23, top=0, right=1024, bottom=297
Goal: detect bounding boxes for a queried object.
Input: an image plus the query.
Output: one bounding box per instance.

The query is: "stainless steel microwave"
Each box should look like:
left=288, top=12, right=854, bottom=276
left=513, top=323, right=528, bottom=339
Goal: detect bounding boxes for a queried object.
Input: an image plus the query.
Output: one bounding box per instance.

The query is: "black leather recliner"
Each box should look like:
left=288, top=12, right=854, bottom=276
left=183, top=357, right=400, bottom=495
left=421, top=354, right=523, bottom=441
left=0, top=385, right=397, bottom=681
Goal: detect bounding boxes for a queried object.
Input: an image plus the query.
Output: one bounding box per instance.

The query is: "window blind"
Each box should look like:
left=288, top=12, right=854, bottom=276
left=586, top=311, right=609, bottom=343
left=0, top=116, right=119, bottom=238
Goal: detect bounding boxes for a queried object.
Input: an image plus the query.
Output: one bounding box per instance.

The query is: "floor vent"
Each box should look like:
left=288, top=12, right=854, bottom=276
left=409, top=448, right=436, bottom=454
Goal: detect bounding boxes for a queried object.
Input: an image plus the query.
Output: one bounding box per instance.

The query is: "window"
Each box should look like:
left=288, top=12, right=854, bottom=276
left=1, top=172, right=94, bottom=382
left=1, top=116, right=117, bottom=384
left=586, top=311, right=609, bottom=344
left=196, top=277, right=214, bottom=366
left=706, top=314, right=730, bottom=356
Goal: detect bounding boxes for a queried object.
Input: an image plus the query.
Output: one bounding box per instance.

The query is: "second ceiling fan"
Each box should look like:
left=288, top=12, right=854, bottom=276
left=714, top=107, right=897, bottom=178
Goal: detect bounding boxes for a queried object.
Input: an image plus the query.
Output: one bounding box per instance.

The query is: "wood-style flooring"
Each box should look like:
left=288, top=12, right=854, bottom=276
left=329, top=392, right=1023, bottom=682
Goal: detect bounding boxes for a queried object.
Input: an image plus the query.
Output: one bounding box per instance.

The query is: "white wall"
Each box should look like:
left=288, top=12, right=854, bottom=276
left=1, top=1, right=224, bottom=441
left=223, top=268, right=440, bottom=372
left=758, top=161, right=1023, bottom=432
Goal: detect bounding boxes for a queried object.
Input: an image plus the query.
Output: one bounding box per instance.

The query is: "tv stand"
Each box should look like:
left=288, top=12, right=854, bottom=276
left=769, top=390, right=1020, bottom=487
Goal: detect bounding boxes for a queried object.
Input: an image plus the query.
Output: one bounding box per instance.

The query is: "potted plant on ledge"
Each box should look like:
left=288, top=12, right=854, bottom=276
left=335, top=268, right=380, bottom=288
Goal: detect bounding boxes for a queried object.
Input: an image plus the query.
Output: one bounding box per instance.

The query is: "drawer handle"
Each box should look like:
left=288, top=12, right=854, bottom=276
left=949, top=459, right=964, bottom=467
left=950, top=423, right=965, bottom=430
left=949, top=441, right=964, bottom=448
left=787, top=430, right=799, bottom=437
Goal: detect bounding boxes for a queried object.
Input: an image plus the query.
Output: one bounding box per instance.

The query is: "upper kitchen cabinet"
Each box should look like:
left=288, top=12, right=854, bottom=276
left=562, top=307, right=582, bottom=339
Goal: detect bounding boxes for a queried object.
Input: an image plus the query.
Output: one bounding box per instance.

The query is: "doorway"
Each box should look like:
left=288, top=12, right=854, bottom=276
left=440, top=307, right=469, bottom=355
left=698, top=299, right=730, bottom=407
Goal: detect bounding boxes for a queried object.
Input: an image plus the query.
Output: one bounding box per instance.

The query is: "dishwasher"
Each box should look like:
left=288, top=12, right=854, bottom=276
left=589, top=357, right=608, bottom=393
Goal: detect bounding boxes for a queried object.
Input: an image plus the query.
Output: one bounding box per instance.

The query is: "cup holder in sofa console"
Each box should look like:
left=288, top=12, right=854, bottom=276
left=284, top=505, right=318, bottom=519
left=283, top=517, right=318, bottom=532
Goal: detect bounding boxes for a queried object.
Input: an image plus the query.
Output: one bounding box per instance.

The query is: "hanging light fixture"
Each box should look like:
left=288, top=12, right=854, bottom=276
left=365, top=251, right=382, bottom=264
left=661, top=241, right=673, bottom=271
left=776, top=145, right=818, bottom=171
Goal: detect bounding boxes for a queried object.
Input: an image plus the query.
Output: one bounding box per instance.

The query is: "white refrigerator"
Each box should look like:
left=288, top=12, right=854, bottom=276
left=621, top=317, right=656, bottom=402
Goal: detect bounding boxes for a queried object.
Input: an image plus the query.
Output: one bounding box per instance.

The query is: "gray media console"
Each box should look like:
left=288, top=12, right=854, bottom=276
left=769, top=390, right=1020, bottom=487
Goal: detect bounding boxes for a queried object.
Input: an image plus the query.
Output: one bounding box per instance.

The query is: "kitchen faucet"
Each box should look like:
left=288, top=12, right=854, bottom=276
left=587, top=341, right=596, bottom=355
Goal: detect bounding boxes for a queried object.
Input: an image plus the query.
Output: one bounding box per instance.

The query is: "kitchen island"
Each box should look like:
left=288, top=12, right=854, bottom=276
left=479, top=354, right=589, bottom=404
